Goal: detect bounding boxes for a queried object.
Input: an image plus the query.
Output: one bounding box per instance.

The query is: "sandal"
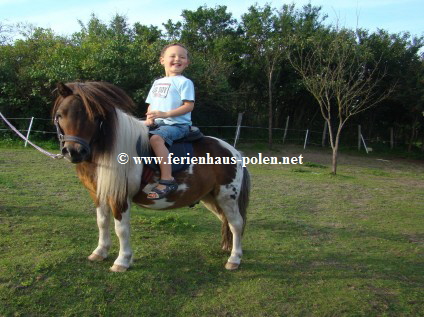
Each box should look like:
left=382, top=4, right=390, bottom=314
left=147, top=179, right=178, bottom=200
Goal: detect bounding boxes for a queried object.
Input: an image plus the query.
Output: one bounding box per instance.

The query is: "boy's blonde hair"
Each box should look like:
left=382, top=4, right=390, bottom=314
left=160, top=43, right=190, bottom=60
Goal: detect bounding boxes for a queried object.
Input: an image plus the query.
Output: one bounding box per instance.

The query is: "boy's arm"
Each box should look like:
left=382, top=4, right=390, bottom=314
left=146, top=101, right=194, bottom=120
left=144, top=104, right=155, bottom=126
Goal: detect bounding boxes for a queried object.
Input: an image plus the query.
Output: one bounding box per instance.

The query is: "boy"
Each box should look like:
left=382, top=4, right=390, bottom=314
left=145, top=43, right=195, bottom=200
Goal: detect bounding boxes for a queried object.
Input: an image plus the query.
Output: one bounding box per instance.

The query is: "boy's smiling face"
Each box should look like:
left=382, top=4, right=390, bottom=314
left=160, top=45, right=190, bottom=77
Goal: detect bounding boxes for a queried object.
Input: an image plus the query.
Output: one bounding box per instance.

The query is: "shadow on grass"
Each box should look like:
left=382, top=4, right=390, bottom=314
left=244, top=219, right=424, bottom=287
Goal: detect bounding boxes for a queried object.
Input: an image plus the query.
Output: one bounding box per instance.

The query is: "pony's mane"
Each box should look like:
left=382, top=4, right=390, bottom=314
left=96, top=109, right=149, bottom=208
left=52, top=81, right=136, bottom=121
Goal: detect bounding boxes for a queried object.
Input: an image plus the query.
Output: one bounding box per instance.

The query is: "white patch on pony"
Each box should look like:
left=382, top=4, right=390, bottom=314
left=96, top=110, right=149, bottom=205
left=140, top=200, right=174, bottom=209
left=208, top=136, right=244, bottom=196
left=176, top=183, right=188, bottom=192
left=187, top=163, right=194, bottom=175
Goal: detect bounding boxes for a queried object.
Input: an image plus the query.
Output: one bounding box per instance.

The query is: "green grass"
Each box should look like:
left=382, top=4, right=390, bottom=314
left=1, top=145, right=423, bottom=316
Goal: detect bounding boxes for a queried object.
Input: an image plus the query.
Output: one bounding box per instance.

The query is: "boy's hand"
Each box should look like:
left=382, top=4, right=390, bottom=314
left=144, top=118, right=155, bottom=126
left=146, top=110, right=168, bottom=120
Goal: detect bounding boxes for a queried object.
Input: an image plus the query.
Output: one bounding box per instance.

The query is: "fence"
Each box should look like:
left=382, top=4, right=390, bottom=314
left=0, top=114, right=413, bottom=153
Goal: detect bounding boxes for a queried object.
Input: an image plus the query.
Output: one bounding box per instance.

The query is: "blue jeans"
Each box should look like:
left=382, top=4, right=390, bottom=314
left=149, top=123, right=190, bottom=146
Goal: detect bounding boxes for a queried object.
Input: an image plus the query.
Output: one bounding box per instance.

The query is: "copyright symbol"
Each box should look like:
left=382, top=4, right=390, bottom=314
left=117, top=153, right=129, bottom=164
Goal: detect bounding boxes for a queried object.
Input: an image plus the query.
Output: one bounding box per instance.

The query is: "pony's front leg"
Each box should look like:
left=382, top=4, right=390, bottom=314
left=88, top=204, right=112, bottom=261
left=110, top=202, right=133, bottom=272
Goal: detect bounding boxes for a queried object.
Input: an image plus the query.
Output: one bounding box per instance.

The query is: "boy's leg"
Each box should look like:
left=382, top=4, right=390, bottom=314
left=147, top=124, right=188, bottom=199
left=147, top=134, right=178, bottom=199
left=150, top=134, right=173, bottom=185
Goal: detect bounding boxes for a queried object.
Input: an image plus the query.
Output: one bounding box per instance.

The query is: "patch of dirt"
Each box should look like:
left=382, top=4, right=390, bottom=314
left=244, top=144, right=424, bottom=173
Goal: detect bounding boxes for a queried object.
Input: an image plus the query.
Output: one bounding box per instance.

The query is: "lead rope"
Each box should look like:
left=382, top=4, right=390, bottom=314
left=0, top=112, right=63, bottom=159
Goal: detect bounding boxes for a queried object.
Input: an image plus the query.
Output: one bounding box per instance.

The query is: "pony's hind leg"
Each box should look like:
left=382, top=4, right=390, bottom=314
left=221, top=201, right=244, bottom=270
left=88, top=204, right=112, bottom=261
left=215, top=167, right=249, bottom=270
left=204, top=192, right=245, bottom=270
left=202, top=194, right=233, bottom=252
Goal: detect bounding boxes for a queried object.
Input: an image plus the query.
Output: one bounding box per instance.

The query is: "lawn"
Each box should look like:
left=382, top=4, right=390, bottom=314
left=0, top=144, right=423, bottom=316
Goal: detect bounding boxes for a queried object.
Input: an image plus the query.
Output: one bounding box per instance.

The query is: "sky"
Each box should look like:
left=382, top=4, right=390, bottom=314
left=0, top=0, right=423, bottom=39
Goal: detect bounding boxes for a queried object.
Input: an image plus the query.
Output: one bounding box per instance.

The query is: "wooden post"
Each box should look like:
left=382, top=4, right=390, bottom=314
left=233, top=113, right=243, bottom=148
left=322, top=121, right=328, bottom=147
left=358, top=125, right=361, bottom=151
left=282, top=116, right=289, bottom=144
left=25, top=117, right=34, bottom=148
left=390, top=127, right=394, bottom=150
left=361, top=134, right=369, bottom=154
left=304, top=129, right=309, bottom=150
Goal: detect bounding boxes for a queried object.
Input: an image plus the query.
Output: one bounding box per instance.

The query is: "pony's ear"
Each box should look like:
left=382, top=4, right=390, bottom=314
left=57, top=82, right=73, bottom=97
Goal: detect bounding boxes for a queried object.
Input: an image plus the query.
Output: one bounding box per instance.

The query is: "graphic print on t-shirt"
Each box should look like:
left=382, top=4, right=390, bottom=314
left=152, top=83, right=171, bottom=98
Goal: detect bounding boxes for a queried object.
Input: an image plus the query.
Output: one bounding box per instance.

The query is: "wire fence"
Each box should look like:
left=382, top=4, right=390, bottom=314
left=0, top=117, right=56, bottom=135
left=0, top=115, right=417, bottom=152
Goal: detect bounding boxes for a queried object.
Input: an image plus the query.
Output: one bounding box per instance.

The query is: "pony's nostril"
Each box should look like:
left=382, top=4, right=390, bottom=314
left=61, top=147, right=69, bottom=156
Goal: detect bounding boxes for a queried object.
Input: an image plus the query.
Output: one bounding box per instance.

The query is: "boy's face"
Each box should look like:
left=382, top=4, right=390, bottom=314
left=160, top=45, right=189, bottom=76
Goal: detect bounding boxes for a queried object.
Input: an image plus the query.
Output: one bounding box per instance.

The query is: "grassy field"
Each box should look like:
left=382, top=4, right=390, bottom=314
left=0, top=143, right=423, bottom=316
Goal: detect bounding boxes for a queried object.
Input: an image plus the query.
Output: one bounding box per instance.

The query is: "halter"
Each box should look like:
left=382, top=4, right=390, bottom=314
left=54, top=116, right=92, bottom=157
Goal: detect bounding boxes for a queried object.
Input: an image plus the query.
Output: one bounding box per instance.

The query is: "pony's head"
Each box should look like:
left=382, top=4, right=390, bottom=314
left=52, top=82, right=135, bottom=163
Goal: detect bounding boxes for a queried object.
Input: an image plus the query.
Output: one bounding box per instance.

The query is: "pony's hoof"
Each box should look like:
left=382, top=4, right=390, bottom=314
left=109, top=264, right=128, bottom=272
left=225, top=262, right=240, bottom=270
left=88, top=253, right=105, bottom=262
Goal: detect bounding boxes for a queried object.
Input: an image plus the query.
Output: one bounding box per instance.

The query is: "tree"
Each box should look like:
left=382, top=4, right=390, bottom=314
left=359, top=30, right=424, bottom=151
left=241, top=5, right=282, bottom=148
left=241, top=4, right=297, bottom=148
left=287, top=29, right=395, bottom=174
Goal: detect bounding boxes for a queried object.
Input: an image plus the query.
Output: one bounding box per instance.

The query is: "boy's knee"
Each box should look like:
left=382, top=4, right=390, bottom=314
left=150, top=134, right=164, bottom=145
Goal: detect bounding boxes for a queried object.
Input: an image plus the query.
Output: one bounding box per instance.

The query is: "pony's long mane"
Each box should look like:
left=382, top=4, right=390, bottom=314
left=96, top=109, right=149, bottom=207
left=53, top=81, right=149, bottom=207
left=52, top=81, right=136, bottom=120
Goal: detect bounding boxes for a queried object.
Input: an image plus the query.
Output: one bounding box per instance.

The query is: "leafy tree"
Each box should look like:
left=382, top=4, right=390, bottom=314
left=357, top=30, right=424, bottom=150
left=241, top=4, right=298, bottom=148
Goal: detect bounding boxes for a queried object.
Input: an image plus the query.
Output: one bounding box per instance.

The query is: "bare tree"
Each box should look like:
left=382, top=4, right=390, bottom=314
left=0, top=22, right=13, bottom=45
left=287, top=29, right=394, bottom=174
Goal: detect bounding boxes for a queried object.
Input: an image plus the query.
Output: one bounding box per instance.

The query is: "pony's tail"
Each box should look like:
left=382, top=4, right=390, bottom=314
left=221, top=167, right=250, bottom=251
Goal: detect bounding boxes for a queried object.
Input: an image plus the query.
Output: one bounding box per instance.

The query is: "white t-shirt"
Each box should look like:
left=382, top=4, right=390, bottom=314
left=146, top=75, right=195, bottom=125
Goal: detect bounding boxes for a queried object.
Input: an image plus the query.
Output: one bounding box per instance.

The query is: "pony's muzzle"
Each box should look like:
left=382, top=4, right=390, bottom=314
left=61, top=142, right=90, bottom=163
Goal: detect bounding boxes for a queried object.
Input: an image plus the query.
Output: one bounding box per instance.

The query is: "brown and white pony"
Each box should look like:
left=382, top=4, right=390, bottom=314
left=52, top=81, right=250, bottom=272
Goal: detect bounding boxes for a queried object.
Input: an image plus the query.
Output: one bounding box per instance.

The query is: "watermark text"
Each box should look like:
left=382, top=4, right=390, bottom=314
left=117, top=152, right=303, bottom=167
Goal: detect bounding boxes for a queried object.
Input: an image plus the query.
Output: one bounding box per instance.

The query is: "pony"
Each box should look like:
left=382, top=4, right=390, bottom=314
left=52, top=81, right=250, bottom=272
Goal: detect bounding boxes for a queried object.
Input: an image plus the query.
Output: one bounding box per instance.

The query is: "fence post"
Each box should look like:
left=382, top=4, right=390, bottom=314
left=361, top=134, right=369, bottom=154
left=24, top=117, right=34, bottom=147
left=282, top=115, right=289, bottom=144
left=358, top=125, right=361, bottom=151
left=322, top=121, right=327, bottom=147
left=390, top=127, right=394, bottom=149
left=303, top=129, right=309, bottom=149
left=233, top=113, right=243, bottom=148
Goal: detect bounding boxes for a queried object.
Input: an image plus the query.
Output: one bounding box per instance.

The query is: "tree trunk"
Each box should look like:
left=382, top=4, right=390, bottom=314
left=268, top=71, right=273, bottom=149
left=408, top=116, right=418, bottom=152
left=332, top=146, right=338, bottom=175
left=331, top=125, right=343, bottom=175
